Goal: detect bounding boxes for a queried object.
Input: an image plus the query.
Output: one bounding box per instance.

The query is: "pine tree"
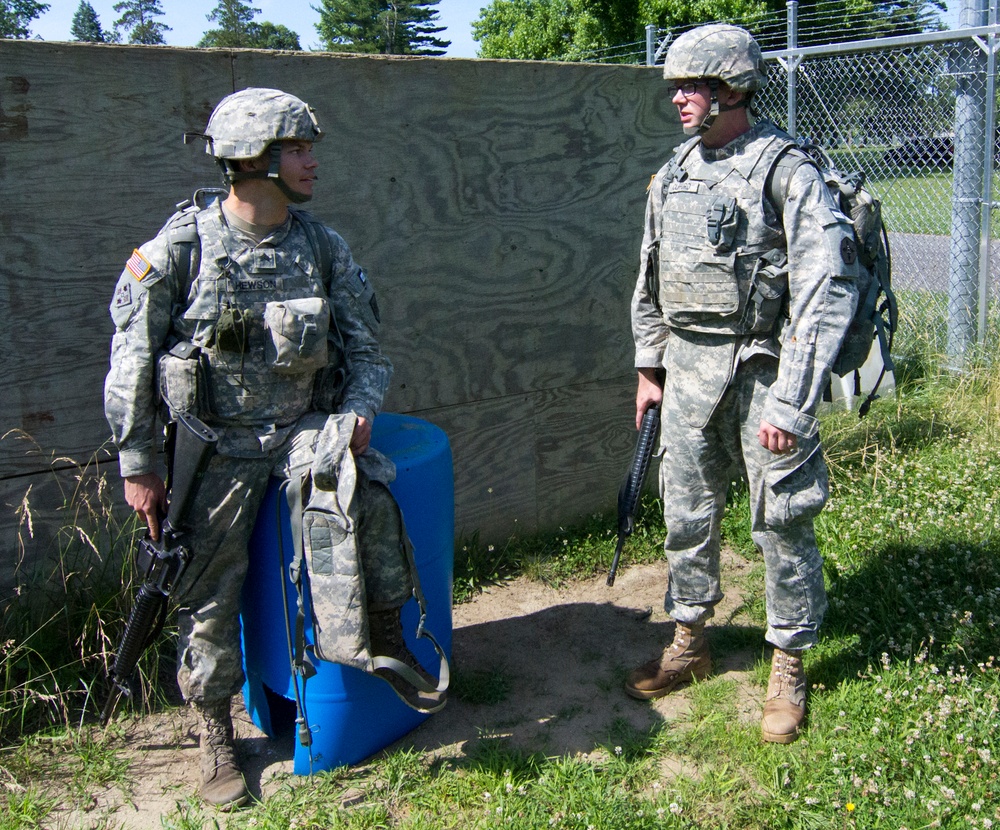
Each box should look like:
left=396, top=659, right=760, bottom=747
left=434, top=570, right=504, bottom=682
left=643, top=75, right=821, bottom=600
left=112, top=0, right=170, bottom=45
left=316, top=0, right=450, bottom=56
left=197, top=0, right=302, bottom=50
left=199, top=0, right=258, bottom=48
left=71, top=0, right=107, bottom=42
left=0, top=0, right=50, bottom=39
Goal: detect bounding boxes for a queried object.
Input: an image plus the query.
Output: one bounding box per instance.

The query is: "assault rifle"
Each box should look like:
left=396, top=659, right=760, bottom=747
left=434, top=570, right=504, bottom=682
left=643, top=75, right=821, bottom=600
left=606, top=404, right=660, bottom=587
left=101, top=412, right=218, bottom=725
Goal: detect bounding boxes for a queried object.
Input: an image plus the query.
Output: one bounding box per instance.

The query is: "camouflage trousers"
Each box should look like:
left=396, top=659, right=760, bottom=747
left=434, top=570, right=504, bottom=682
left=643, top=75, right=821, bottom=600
left=171, top=411, right=412, bottom=704
left=659, top=355, right=829, bottom=651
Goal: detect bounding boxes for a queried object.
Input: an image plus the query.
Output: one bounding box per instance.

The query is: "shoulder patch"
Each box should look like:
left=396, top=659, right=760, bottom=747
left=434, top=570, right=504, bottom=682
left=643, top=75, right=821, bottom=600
left=113, top=280, right=133, bottom=311
left=125, top=249, right=153, bottom=281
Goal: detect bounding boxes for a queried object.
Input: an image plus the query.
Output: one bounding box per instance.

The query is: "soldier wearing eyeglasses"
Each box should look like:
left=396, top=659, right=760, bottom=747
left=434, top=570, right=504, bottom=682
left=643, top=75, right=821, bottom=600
left=625, top=25, right=859, bottom=744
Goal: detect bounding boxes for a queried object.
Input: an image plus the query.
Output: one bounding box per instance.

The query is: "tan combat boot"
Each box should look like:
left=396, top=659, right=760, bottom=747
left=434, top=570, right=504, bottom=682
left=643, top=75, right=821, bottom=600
left=761, top=648, right=807, bottom=744
left=625, top=622, right=712, bottom=700
left=195, top=698, right=249, bottom=809
left=369, top=608, right=447, bottom=713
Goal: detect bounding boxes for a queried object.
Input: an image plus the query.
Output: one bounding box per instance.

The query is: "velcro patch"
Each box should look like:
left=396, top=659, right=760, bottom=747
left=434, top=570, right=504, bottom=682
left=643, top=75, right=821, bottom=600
left=126, top=249, right=152, bottom=281
left=840, top=237, right=858, bottom=265
left=113, top=281, right=133, bottom=310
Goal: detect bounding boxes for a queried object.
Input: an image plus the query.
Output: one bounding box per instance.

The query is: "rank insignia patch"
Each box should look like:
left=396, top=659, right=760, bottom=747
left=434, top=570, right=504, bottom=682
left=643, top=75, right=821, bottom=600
left=113, top=281, right=133, bottom=310
left=126, top=249, right=152, bottom=281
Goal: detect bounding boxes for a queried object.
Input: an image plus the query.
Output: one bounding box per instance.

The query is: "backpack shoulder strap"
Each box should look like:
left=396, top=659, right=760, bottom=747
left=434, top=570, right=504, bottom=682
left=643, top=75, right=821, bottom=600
left=291, top=208, right=334, bottom=291
left=767, top=146, right=817, bottom=220
left=165, top=208, right=201, bottom=291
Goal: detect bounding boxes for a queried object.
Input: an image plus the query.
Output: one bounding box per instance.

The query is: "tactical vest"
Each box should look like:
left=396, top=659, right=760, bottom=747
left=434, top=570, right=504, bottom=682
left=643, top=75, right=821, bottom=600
left=158, top=201, right=345, bottom=426
left=653, top=125, right=794, bottom=336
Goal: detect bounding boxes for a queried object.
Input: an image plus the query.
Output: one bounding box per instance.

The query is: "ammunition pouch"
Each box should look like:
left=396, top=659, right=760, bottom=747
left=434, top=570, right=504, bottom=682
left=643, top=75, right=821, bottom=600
left=264, top=296, right=330, bottom=375
left=157, top=340, right=208, bottom=420
left=743, top=248, right=789, bottom=334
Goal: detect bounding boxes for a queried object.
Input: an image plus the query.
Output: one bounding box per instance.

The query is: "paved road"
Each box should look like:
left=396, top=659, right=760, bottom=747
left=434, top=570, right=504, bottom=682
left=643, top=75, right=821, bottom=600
left=890, top=232, right=1000, bottom=293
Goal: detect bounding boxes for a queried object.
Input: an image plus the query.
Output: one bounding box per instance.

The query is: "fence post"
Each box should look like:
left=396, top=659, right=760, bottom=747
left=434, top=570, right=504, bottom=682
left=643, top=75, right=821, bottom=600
left=947, top=0, right=990, bottom=368
left=977, top=1, right=998, bottom=343
left=646, top=24, right=656, bottom=66
left=786, top=0, right=798, bottom=137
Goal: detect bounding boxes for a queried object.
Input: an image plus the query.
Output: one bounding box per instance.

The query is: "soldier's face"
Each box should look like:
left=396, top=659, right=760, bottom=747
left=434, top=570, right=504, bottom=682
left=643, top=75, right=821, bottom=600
left=279, top=140, right=319, bottom=200
left=671, top=81, right=711, bottom=133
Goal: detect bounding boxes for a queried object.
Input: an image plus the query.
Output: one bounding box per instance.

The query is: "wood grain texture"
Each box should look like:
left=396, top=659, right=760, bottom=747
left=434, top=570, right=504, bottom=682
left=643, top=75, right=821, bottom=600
left=0, top=42, right=683, bottom=575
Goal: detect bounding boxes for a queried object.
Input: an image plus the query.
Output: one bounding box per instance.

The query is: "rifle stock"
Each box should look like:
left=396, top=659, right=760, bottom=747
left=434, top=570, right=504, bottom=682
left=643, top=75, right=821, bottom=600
left=607, top=404, right=660, bottom=586
left=101, top=412, right=218, bottom=725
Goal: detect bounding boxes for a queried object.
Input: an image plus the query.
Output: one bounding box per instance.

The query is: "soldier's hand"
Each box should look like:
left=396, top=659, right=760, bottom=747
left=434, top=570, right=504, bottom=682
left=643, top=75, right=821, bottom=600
left=350, top=416, right=372, bottom=456
left=635, top=368, right=664, bottom=431
left=124, top=473, right=167, bottom=541
left=758, top=421, right=797, bottom=454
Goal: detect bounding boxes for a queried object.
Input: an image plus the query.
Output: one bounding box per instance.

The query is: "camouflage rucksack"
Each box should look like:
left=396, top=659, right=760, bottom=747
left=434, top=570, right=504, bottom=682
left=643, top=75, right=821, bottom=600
left=769, top=141, right=898, bottom=417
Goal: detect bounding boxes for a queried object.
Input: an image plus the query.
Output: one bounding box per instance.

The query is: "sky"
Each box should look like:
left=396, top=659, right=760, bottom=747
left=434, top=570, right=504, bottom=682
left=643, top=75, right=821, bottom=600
left=28, top=0, right=486, bottom=57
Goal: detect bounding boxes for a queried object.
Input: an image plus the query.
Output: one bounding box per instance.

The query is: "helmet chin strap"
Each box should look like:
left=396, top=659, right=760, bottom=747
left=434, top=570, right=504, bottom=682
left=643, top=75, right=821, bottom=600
left=684, top=80, right=749, bottom=137
left=221, top=144, right=313, bottom=203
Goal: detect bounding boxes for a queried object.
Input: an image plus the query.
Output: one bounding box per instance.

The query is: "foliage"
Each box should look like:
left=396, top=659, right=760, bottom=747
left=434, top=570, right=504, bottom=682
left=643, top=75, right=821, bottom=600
left=196, top=0, right=301, bottom=50
left=112, top=0, right=169, bottom=45
left=0, top=0, right=49, bottom=39
left=315, top=0, right=450, bottom=56
left=70, top=0, right=110, bottom=42
left=472, top=0, right=948, bottom=62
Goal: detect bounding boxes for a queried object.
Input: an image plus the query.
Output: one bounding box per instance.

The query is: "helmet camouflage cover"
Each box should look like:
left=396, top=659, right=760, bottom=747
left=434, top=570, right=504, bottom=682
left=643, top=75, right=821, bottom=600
left=203, top=87, right=323, bottom=161
left=662, top=24, right=768, bottom=94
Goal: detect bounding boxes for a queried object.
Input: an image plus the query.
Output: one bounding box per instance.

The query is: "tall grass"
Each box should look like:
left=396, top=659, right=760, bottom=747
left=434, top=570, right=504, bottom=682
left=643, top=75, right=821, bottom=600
left=3, top=324, right=1000, bottom=828
left=0, top=434, right=165, bottom=743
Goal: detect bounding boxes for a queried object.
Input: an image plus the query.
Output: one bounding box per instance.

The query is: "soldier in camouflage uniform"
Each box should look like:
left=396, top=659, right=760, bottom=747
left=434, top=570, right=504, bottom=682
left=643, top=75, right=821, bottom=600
left=104, top=88, right=445, bottom=809
left=625, top=26, right=859, bottom=744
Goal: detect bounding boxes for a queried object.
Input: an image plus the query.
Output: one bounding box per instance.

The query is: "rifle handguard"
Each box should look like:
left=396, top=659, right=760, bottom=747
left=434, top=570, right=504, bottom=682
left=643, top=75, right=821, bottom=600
left=607, top=405, right=661, bottom=586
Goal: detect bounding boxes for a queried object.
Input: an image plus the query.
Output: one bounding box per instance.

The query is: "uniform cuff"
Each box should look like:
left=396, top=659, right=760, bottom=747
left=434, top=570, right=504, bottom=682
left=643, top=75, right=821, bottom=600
left=634, top=347, right=664, bottom=369
left=341, top=401, right=376, bottom=424
left=118, top=449, right=154, bottom=479
left=763, top=392, right=819, bottom=439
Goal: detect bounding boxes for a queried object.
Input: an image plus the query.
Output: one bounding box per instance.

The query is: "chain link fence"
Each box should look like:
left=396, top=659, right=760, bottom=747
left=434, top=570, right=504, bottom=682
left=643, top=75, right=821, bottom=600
left=756, top=31, right=1000, bottom=368
left=584, top=5, right=1000, bottom=369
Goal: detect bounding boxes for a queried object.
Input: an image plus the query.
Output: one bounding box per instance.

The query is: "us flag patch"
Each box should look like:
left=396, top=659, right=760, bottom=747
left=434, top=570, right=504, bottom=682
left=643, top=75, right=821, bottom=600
left=126, top=249, right=152, bottom=281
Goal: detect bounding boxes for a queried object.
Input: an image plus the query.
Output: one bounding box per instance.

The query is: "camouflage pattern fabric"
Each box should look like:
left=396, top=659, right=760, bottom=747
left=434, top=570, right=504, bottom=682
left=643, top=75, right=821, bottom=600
left=661, top=24, right=768, bottom=94
left=169, top=412, right=412, bottom=702
left=631, top=120, right=858, bottom=650
left=203, top=88, right=323, bottom=162
left=104, top=199, right=401, bottom=703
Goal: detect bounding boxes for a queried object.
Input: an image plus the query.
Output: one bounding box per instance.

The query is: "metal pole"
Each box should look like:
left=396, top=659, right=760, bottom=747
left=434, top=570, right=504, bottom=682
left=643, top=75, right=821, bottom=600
left=646, top=24, right=655, bottom=66
left=947, top=0, right=989, bottom=368
left=786, top=0, right=798, bottom=136
left=977, top=2, right=998, bottom=344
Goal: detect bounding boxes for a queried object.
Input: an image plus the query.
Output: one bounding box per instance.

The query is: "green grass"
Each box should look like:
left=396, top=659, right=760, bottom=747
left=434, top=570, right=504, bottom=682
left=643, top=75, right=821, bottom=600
left=4, top=338, right=1000, bottom=828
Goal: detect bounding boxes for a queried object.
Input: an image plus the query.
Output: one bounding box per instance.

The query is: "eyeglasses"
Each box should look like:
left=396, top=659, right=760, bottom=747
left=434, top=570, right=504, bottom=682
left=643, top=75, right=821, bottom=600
left=672, top=81, right=707, bottom=99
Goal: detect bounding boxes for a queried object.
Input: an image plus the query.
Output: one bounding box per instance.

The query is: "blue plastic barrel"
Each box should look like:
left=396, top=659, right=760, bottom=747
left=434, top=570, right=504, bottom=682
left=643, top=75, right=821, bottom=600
left=241, top=413, right=454, bottom=774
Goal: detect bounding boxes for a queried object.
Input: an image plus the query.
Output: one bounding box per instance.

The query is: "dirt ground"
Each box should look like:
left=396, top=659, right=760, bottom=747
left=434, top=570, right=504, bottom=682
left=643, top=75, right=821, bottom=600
left=57, top=553, right=761, bottom=828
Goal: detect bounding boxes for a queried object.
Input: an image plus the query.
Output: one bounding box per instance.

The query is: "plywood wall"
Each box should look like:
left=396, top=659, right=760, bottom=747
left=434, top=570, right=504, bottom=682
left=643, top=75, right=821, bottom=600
left=0, top=41, right=681, bottom=579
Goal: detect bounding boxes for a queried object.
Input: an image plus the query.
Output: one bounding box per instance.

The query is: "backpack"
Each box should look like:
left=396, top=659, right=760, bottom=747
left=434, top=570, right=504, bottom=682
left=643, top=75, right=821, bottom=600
left=769, top=141, right=898, bottom=417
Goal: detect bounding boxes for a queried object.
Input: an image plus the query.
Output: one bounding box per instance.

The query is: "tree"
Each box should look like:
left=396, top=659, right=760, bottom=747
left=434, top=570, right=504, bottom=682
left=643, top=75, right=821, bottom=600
left=252, top=21, right=301, bottom=49
left=199, top=0, right=258, bottom=47
left=113, top=0, right=170, bottom=45
left=472, top=0, right=945, bottom=61
left=71, top=0, right=108, bottom=41
left=0, top=0, right=50, bottom=39
left=197, top=0, right=302, bottom=50
left=315, top=0, right=450, bottom=56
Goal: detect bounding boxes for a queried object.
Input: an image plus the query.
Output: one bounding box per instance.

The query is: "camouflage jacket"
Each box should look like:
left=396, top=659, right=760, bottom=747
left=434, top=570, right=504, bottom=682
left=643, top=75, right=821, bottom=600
left=104, top=199, right=392, bottom=477
left=631, top=120, right=859, bottom=438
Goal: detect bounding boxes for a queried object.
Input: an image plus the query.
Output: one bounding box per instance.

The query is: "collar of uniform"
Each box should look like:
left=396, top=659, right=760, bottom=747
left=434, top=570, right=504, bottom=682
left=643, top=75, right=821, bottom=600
left=218, top=200, right=294, bottom=248
left=699, top=119, right=772, bottom=163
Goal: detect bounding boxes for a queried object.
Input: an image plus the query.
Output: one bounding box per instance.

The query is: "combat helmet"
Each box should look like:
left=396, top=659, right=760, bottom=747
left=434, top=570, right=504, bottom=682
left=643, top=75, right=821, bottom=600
left=662, top=24, right=767, bottom=135
left=188, top=87, right=323, bottom=203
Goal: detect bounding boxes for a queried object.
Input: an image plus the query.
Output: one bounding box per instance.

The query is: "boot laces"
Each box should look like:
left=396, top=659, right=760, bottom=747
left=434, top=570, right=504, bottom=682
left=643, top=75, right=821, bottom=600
left=200, top=709, right=236, bottom=771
